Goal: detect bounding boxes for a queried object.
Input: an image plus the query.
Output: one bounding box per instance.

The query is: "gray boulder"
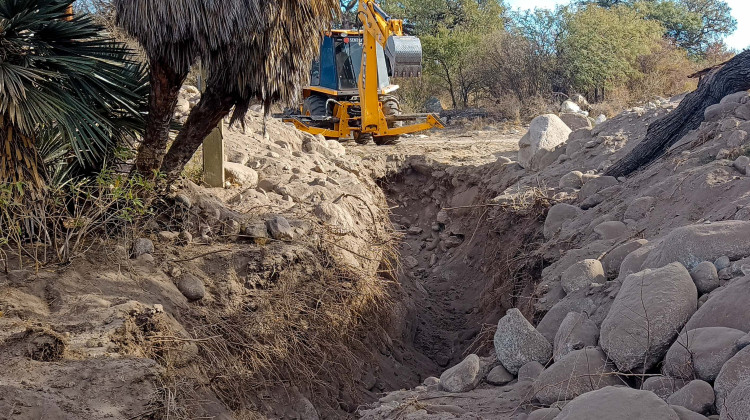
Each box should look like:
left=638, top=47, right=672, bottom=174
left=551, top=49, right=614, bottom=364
left=624, top=196, right=655, bottom=221
left=715, top=346, right=750, bottom=413
left=721, top=378, right=750, bottom=420
left=518, top=114, right=572, bottom=170
left=671, top=405, right=709, bottom=420
left=579, top=176, right=618, bottom=203
left=685, top=276, right=750, bottom=332
left=266, top=216, right=295, bottom=241
left=594, top=221, right=627, bottom=240
left=439, top=354, right=482, bottom=393
left=535, top=347, right=622, bottom=405
left=486, top=365, right=514, bottom=386
left=643, top=376, right=690, bottom=400
left=559, top=171, right=584, bottom=189
left=178, top=273, right=206, bottom=301
left=667, top=380, right=714, bottom=415
left=555, top=386, right=679, bottom=420
left=663, top=327, right=745, bottom=382
left=600, top=263, right=697, bottom=372
left=544, top=203, right=582, bottom=239
left=690, top=262, right=720, bottom=295
left=537, top=281, right=620, bottom=342
left=705, top=102, right=741, bottom=122
left=528, top=408, right=560, bottom=420
left=553, top=312, right=600, bottom=361
left=642, top=221, right=750, bottom=271
left=560, top=113, right=592, bottom=131
left=494, top=308, right=552, bottom=374
left=619, top=243, right=656, bottom=278
left=602, top=239, right=649, bottom=278
left=132, top=238, right=154, bottom=258
left=714, top=256, right=731, bottom=272
left=561, top=259, right=606, bottom=294
left=518, top=361, right=544, bottom=382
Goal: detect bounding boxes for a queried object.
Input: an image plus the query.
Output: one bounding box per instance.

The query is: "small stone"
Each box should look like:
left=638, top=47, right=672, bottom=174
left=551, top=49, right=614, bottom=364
left=486, top=365, right=514, bottom=385
left=666, top=380, right=714, bottom=415
left=642, top=376, right=689, bottom=400
left=559, top=171, right=584, bottom=189
left=690, top=261, right=720, bottom=294
left=594, top=221, right=627, bottom=240
left=132, top=238, right=154, bottom=258
left=175, top=193, right=192, bottom=208
left=407, top=226, right=423, bottom=235
left=157, top=231, right=179, bottom=242
left=553, top=312, right=599, bottom=361
left=178, top=230, right=192, bottom=245
left=544, top=203, right=582, bottom=239
left=715, top=256, right=731, bottom=271
left=266, top=216, right=294, bottom=241
left=518, top=361, right=544, bottom=382
left=494, top=308, right=552, bottom=375
left=733, top=156, right=750, bottom=175
left=439, top=354, right=482, bottom=393
left=561, top=259, right=605, bottom=294
left=178, top=273, right=206, bottom=301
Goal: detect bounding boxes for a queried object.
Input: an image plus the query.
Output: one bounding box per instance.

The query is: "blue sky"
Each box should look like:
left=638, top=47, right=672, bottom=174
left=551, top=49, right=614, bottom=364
left=506, top=0, right=749, bottom=51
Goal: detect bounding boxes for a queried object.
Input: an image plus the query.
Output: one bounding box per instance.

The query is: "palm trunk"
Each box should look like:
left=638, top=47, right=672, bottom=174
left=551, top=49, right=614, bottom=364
left=0, top=117, right=44, bottom=199
left=159, top=84, right=235, bottom=184
left=133, top=58, right=187, bottom=178
left=606, top=50, right=750, bottom=178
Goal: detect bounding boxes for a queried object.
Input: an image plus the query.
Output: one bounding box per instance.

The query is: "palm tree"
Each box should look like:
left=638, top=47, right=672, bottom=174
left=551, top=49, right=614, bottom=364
left=0, top=0, right=147, bottom=197
left=114, top=0, right=339, bottom=181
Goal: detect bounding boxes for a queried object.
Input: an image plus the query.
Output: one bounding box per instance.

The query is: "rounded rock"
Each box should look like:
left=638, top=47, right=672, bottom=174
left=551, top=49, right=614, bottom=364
left=494, top=308, right=552, bottom=375
left=178, top=273, right=206, bottom=302
left=663, top=327, right=745, bottom=382
left=555, top=386, right=679, bottom=420
left=667, top=380, right=714, bottom=415
left=561, top=259, right=605, bottom=294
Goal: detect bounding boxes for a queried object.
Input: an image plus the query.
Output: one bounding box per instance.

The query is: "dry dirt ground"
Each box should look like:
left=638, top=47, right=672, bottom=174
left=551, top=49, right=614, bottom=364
left=5, top=88, right=750, bottom=420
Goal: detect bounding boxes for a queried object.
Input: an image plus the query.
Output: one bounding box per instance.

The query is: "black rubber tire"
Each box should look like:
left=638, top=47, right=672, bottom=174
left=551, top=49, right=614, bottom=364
left=302, top=94, right=330, bottom=117
left=354, top=132, right=372, bottom=145
left=374, top=96, right=402, bottom=146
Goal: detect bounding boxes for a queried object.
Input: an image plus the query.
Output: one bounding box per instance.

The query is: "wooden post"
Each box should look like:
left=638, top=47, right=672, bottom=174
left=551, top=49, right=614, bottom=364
left=198, top=64, right=225, bottom=187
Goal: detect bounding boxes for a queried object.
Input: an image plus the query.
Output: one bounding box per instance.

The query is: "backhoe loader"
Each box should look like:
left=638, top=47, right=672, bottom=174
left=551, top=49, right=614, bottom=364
left=283, top=1, right=444, bottom=145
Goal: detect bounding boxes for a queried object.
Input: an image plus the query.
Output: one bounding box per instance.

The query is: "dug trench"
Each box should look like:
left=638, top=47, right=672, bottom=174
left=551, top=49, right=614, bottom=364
left=371, top=153, right=550, bottom=389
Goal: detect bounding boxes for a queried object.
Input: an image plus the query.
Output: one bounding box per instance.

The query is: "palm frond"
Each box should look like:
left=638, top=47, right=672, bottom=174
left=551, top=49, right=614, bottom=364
left=0, top=0, right=148, bottom=185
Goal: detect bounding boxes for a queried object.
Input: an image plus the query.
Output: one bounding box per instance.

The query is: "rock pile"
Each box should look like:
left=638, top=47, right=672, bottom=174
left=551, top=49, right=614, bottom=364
left=361, top=90, right=750, bottom=419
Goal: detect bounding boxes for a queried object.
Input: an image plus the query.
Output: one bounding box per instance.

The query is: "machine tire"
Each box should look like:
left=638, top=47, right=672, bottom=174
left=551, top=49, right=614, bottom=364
left=374, top=96, right=402, bottom=146
left=354, top=132, right=372, bottom=145
left=302, top=94, right=330, bottom=116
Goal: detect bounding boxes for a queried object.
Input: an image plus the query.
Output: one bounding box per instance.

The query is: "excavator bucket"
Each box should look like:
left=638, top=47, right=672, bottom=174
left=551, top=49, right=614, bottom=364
left=385, top=35, right=423, bottom=78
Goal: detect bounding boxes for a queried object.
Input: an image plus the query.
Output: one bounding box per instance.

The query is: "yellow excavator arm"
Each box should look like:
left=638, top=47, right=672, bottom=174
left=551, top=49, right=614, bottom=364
left=357, top=1, right=435, bottom=135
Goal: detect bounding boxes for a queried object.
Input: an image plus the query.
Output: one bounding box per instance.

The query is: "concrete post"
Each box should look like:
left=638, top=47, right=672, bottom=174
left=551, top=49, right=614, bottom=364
left=198, top=64, right=225, bottom=187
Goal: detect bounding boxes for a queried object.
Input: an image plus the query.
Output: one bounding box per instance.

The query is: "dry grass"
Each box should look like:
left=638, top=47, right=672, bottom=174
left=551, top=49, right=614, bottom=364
left=186, top=235, right=396, bottom=416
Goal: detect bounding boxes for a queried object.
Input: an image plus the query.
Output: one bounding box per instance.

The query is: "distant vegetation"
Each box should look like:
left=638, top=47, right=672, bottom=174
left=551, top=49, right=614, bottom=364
left=376, top=0, right=737, bottom=119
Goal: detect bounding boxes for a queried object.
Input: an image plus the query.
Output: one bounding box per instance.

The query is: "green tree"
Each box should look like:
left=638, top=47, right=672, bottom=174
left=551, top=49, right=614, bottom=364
left=560, top=4, right=664, bottom=100
left=383, top=0, right=506, bottom=108
left=0, top=0, right=147, bottom=197
left=586, top=0, right=737, bottom=56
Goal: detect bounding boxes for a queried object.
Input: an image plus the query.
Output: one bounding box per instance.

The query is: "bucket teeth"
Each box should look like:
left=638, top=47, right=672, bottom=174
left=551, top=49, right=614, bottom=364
left=385, top=36, right=423, bottom=78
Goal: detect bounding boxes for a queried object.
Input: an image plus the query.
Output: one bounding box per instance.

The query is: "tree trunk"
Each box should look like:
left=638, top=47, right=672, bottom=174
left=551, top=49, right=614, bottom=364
left=0, top=118, right=44, bottom=199
left=159, top=84, right=235, bottom=184
left=133, top=58, right=187, bottom=179
left=606, top=50, right=750, bottom=178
